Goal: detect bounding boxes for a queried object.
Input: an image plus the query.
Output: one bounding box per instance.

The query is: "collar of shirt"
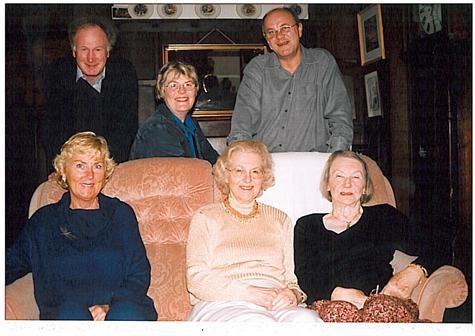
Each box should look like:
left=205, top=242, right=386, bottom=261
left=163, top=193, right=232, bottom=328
left=75, top=66, right=106, bottom=93
left=171, top=113, right=198, bottom=157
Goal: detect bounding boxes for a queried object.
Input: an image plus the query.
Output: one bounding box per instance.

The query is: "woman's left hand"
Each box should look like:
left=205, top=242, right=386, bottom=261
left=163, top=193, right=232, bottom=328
left=382, top=264, right=426, bottom=299
left=270, top=288, right=298, bottom=311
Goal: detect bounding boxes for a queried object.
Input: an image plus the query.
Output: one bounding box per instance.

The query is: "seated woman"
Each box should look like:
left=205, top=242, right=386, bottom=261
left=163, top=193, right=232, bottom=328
left=129, top=61, right=219, bottom=164
left=186, top=140, right=320, bottom=322
left=294, top=150, right=440, bottom=309
left=6, top=131, right=158, bottom=320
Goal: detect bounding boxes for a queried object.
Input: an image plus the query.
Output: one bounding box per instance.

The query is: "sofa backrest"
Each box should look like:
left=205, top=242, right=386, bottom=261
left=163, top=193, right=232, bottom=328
left=28, top=157, right=217, bottom=321
left=24, top=153, right=395, bottom=320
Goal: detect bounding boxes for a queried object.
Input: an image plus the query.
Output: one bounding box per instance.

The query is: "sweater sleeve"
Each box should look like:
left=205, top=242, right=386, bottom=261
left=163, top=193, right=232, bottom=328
left=281, top=215, right=307, bottom=302
left=40, top=58, right=76, bottom=171
left=110, top=203, right=152, bottom=304
left=6, top=218, right=35, bottom=285
left=382, top=205, right=440, bottom=274
left=104, top=58, right=138, bottom=163
left=293, top=215, right=332, bottom=303
left=186, top=210, right=249, bottom=302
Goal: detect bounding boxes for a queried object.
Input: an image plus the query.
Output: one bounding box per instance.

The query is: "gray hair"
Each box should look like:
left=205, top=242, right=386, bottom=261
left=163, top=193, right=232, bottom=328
left=262, top=7, right=301, bottom=34
left=68, top=16, right=117, bottom=53
left=320, top=150, right=374, bottom=204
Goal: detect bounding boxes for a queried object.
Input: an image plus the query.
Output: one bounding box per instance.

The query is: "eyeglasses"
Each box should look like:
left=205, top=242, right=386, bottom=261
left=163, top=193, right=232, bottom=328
left=226, top=167, right=264, bottom=180
left=165, top=81, right=196, bottom=92
left=263, top=22, right=298, bottom=39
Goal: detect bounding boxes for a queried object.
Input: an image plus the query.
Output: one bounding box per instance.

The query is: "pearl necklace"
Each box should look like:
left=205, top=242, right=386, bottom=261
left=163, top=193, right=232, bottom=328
left=223, top=197, right=259, bottom=222
left=332, top=207, right=363, bottom=230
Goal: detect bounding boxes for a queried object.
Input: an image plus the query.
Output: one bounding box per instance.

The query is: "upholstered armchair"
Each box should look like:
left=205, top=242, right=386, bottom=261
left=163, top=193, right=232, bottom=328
left=5, top=153, right=468, bottom=322
left=258, top=152, right=468, bottom=322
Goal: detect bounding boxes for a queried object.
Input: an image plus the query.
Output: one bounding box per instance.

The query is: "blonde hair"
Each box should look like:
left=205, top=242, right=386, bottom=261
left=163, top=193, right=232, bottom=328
left=320, top=150, right=373, bottom=204
left=213, top=140, right=275, bottom=196
left=155, top=61, right=199, bottom=100
left=53, top=131, right=116, bottom=189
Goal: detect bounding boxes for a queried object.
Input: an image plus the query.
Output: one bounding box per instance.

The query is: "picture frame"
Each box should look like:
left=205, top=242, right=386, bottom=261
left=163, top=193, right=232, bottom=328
left=364, top=71, right=382, bottom=117
left=357, top=4, right=386, bottom=66
left=163, top=44, right=267, bottom=119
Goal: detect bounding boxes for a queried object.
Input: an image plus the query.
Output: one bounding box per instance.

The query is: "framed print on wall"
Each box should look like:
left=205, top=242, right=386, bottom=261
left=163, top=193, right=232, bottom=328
left=364, top=71, right=382, bottom=117
left=357, top=4, right=386, bottom=66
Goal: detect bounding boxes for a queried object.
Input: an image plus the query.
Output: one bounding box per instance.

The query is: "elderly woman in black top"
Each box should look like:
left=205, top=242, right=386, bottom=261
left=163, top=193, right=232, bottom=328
left=294, top=151, right=438, bottom=308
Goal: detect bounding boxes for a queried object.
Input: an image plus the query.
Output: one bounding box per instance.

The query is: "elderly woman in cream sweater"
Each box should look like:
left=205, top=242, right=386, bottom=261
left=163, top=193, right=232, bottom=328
left=186, top=140, right=320, bottom=322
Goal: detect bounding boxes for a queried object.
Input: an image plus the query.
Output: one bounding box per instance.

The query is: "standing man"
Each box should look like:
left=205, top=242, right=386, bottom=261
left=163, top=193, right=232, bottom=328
left=228, top=7, right=353, bottom=153
left=40, top=16, right=138, bottom=169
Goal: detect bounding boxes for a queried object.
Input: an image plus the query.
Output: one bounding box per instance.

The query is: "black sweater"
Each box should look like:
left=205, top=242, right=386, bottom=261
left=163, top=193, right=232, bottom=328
left=40, top=56, right=138, bottom=168
left=294, top=204, right=440, bottom=304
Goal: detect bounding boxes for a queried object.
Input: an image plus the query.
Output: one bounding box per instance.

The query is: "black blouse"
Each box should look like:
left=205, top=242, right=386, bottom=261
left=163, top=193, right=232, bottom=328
left=294, top=204, right=438, bottom=304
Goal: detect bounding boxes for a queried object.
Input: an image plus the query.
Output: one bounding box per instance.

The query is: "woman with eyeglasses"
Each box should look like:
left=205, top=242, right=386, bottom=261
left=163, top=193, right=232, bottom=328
left=129, top=61, right=218, bottom=164
left=186, top=140, right=321, bottom=322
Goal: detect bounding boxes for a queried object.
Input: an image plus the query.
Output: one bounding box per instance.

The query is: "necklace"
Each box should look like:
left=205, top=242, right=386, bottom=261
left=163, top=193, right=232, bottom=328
left=223, top=197, right=259, bottom=222
left=332, top=207, right=363, bottom=230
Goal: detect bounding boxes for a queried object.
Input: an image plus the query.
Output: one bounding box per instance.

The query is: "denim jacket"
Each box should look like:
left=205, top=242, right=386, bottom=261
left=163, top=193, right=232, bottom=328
left=129, top=103, right=218, bottom=164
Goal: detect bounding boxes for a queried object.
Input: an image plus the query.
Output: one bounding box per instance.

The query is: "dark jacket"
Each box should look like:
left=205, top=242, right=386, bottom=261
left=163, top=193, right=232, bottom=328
left=129, top=103, right=219, bottom=164
left=40, top=55, right=138, bottom=168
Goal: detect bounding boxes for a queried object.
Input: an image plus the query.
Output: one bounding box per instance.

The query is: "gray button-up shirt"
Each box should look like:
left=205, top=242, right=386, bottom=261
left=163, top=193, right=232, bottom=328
left=228, top=45, right=353, bottom=153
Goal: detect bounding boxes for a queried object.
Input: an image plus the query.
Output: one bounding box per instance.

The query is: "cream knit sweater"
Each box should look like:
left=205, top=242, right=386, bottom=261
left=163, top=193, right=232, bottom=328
left=186, top=201, right=306, bottom=305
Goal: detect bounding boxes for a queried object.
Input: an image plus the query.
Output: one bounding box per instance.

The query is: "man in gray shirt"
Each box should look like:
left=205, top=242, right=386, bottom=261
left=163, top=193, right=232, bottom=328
left=228, top=7, right=353, bottom=153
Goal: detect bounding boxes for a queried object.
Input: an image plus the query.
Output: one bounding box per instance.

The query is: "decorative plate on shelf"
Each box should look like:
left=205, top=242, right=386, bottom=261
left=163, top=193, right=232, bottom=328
left=288, top=4, right=308, bottom=20
left=128, top=4, right=154, bottom=19
left=195, top=4, right=221, bottom=19
left=157, top=4, right=183, bottom=19
left=236, top=4, right=261, bottom=19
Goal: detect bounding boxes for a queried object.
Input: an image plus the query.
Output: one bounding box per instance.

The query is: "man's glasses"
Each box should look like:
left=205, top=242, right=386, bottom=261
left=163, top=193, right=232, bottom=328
left=226, top=167, right=264, bottom=180
left=263, top=22, right=298, bottom=39
left=165, top=81, right=196, bottom=92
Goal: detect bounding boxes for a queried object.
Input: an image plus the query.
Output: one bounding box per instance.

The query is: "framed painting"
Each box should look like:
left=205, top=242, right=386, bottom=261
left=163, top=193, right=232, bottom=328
left=162, top=44, right=267, bottom=119
left=357, top=4, right=386, bottom=66
left=364, top=71, right=382, bottom=117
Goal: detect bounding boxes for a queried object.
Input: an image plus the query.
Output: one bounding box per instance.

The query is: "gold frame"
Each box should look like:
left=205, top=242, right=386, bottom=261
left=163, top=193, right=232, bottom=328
left=357, top=4, right=386, bottom=66
left=162, top=44, right=267, bottom=119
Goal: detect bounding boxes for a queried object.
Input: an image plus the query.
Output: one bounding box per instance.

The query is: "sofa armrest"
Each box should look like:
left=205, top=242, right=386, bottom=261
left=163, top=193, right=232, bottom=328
left=5, top=273, right=39, bottom=320
left=412, top=265, right=468, bottom=322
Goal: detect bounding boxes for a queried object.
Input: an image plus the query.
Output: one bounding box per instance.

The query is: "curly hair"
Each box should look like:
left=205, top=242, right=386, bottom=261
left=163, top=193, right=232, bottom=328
left=53, top=131, right=116, bottom=190
left=213, top=140, right=275, bottom=197
left=320, top=150, right=374, bottom=204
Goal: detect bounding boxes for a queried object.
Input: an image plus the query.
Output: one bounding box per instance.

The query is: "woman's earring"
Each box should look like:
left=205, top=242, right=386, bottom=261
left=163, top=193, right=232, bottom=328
left=61, top=175, right=66, bottom=183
